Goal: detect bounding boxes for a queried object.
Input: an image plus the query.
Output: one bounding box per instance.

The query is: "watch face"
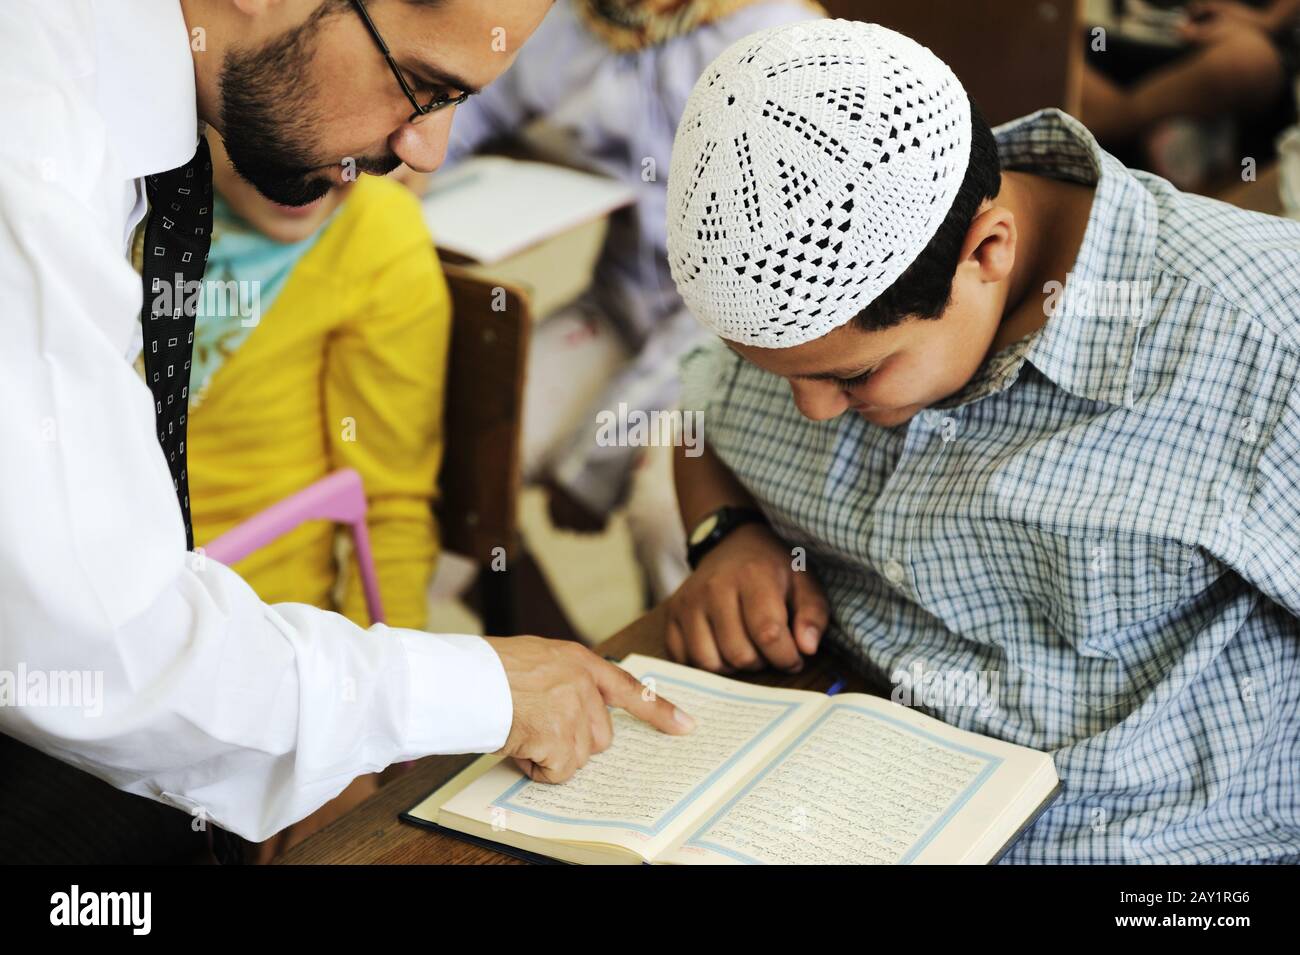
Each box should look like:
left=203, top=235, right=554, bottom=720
left=690, top=512, right=720, bottom=547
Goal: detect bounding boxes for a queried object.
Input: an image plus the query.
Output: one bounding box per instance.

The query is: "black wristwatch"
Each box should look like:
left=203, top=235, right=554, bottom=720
left=686, top=506, right=767, bottom=569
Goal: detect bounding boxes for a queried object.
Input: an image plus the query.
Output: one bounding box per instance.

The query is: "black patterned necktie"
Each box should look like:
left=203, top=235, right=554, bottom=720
left=139, top=137, right=213, bottom=551
left=140, top=140, right=244, bottom=862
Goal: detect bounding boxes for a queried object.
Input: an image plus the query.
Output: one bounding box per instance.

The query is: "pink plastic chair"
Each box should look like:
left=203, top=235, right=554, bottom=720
left=202, top=469, right=393, bottom=861
left=202, top=468, right=386, bottom=625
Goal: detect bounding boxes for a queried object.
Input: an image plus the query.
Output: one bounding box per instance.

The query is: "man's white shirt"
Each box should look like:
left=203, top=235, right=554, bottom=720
left=0, top=0, right=511, bottom=841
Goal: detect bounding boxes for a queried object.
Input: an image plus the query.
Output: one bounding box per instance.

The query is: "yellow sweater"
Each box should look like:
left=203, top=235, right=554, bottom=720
left=188, top=176, right=450, bottom=630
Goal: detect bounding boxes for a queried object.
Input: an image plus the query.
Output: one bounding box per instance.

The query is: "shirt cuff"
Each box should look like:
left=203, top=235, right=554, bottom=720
left=397, top=632, right=513, bottom=756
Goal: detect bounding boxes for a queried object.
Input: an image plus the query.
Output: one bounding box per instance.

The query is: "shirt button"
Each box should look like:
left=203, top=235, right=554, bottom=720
left=883, top=559, right=907, bottom=586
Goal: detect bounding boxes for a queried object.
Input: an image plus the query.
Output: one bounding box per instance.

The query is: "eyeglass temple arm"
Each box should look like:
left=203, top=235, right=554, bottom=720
left=351, top=0, right=425, bottom=109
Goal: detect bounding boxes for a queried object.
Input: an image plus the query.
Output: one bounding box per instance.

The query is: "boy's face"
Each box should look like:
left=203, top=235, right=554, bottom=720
left=728, top=196, right=1021, bottom=429
left=730, top=267, right=1007, bottom=430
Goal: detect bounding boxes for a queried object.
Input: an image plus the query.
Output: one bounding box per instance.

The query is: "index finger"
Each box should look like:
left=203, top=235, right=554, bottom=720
left=590, top=658, right=697, bottom=735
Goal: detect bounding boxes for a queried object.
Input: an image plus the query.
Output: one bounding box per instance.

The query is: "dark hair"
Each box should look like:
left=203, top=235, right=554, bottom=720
left=852, top=96, right=1001, bottom=333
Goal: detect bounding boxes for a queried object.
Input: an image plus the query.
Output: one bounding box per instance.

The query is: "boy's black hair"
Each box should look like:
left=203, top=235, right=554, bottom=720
left=851, top=97, right=1002, bottom=333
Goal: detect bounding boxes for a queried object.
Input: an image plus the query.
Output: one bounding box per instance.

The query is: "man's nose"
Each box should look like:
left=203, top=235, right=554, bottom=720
left=789, top=380, right=850, bottom=422
left=388, top=109, right=455, bottom=174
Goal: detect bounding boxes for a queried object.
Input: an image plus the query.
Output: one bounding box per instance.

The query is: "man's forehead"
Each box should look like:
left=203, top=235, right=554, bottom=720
left=398, top=0, right=556, bottom=89
left=399, top=0, right=556, bottom=36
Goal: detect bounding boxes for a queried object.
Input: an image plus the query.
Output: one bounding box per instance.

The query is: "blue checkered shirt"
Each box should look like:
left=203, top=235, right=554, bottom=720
left=679, top=109, right=1300, bottom=863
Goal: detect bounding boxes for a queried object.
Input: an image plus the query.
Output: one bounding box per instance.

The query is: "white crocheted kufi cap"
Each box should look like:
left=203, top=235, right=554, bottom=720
left=666, top=19, right=972, bottom=348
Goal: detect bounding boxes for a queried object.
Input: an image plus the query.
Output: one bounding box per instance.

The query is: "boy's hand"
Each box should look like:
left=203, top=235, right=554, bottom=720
left=484, top=637, right=695, bottom=784
left=665, top=524, right=828, bottom=674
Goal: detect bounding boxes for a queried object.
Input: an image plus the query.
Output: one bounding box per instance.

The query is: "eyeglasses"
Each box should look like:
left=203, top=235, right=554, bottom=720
left=351, top=0, right=473, bottom=124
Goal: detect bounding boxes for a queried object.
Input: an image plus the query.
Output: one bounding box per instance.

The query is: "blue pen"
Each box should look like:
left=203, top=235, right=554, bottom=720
left=826, top=675, right=846, bottom=696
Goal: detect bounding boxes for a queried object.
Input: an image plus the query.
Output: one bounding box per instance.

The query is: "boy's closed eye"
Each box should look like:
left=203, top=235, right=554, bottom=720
left=835, top=368, right=876, bottom=389
left=793, top=365, right=879, bottom=390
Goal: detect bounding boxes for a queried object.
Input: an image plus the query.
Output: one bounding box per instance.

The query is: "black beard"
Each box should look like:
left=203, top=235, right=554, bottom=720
left=215, top=14, right=401, bottom=205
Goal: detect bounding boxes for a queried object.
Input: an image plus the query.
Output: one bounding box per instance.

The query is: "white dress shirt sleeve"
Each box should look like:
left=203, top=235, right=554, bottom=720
left=0, top=0, right=512, bottom=843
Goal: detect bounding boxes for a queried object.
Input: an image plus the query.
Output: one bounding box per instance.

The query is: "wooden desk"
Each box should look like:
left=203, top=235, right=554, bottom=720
left=277, top=606, right=873, bottom=864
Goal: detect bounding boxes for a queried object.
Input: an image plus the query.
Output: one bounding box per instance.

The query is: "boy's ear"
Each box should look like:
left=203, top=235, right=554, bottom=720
left=960, top=203, right=1017, bottom=284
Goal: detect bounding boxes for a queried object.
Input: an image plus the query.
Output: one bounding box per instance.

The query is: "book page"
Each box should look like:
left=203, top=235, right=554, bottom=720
left=667, top=697, right=1046, bottom=865
left=423, top=157, right=637, bottom=263
left=436, top=656, right=825, bottom=858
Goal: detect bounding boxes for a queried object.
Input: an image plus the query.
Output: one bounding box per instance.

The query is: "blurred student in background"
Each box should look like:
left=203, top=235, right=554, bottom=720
left=436, top=0, right=824, bottom=603
left=147, top=129, right=453, bottom=859
left=1081, top=0, right=1300, bottom=189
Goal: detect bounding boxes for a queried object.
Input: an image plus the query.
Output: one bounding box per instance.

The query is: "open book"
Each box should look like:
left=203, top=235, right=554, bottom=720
left=402, top=655, right=1060, bottom=864
left=423, top=156, right=637, bottom=264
